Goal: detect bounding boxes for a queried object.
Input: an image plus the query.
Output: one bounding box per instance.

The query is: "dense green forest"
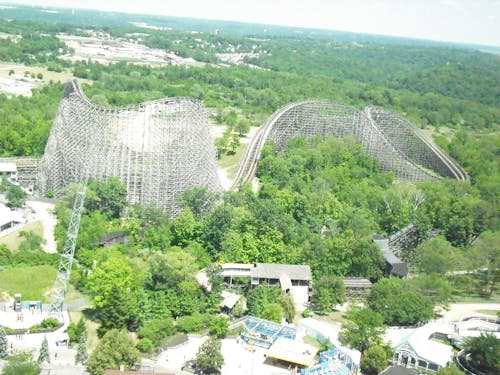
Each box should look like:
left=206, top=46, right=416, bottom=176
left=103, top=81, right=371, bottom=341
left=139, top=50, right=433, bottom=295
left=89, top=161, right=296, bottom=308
left=0, top=5, right=498, bottom=374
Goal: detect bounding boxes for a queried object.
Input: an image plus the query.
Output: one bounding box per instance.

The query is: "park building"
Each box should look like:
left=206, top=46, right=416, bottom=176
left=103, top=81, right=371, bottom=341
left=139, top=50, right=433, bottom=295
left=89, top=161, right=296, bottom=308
left=0, top=203, right=25, bottom=233
left=386, top=322, right=454, bottom=373
left=342, top=277, right=372, bottom=299
left=0, top=157, right=40, bottom=192
left=0, top=161, right=17, bottom=182
left=373, top=235, right=408, bottom=278
left=196, top=262, right=312, bottom=309
left=393, top=332, right=453, bottom=372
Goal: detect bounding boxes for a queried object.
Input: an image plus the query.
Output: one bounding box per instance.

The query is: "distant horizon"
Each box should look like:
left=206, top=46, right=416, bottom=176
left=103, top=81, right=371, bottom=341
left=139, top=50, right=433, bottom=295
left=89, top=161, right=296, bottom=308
left=2, top=0, right=500, bottom=48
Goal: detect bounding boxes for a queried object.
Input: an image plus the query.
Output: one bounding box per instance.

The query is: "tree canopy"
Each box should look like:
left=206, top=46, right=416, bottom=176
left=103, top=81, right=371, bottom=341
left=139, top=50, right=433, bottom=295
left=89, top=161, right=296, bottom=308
left=339, top=307, right=386, bottom=352
left=196, top=337, right=224, bottom=374
left=462, top=333, right=500, bottom=375
left=86, top=330, right=139, bottom=375
left=367, top=278, right=434, bottom=326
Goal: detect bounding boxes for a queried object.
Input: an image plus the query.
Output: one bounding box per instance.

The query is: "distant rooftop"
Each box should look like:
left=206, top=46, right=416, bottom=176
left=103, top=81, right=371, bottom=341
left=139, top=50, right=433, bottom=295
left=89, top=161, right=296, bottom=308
left=373, top=236, right=408, bottom=277
left=267, top=337, right=318, bottom=367
left=251, top=263, right=312, bottom=281
left=343, top=277, right=372, bottom=289
left=0, top=162, right=16, bottom=173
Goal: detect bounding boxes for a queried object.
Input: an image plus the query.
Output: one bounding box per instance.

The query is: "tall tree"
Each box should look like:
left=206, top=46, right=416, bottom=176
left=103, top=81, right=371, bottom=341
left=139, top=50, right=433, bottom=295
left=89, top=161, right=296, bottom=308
left=85, top=177, right=128, bottom=218
left=17, top=231, right=45, bottom=252
left=261, top=303, right=284, bottom=323
left=367, top=278, right=434, bottom=325
left=311, top=274, right=345, bottom=314
left=67, top=317, right=86, bottom=344
left=6, top=185, right=26, bottom=208
left=170, top=209, right=204, bottom=247
left=0, top=326, right=8, bottom=359
left=2, top=352, right=40, bottom=375
left=409, top=274, right=452, bottom=309
left=415, top=236, right=457, bottom=275
left=138, top=318, right=174, bottom=349
left=86, top=330, right=139, bottom=375
left=339, top=307, right=386, bottom=352
left=87, top=256, right=135, bottom=310
left=146, top=250, right=198, bottom=291
left=208, top=316, right=229, bottom=339
left=469, top=231, right=500, bottom=296
left=462, top=333, right=500, bottom=374
left=360, top=345, right=389, bottom=375
left=75, top=334, right=88, bottom=365
left=37, top=335, right=50, bottom=364
left=247, top=285, right=281, bottom=317
left=178, top=187, right=219, bottom=219
left=86, top=256, right=141, bottom=332
left=279, top=294, right=296, bottom=323
left=196, top=337, right=224, bottom=374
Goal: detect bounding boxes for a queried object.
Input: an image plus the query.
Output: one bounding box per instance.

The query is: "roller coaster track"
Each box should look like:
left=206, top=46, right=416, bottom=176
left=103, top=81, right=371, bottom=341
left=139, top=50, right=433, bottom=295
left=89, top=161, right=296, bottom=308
left=230, top=100, right=467, bottom=190
left=230, top=100, right=315, bottom=190
left=365, top=106, right=468, bottom=182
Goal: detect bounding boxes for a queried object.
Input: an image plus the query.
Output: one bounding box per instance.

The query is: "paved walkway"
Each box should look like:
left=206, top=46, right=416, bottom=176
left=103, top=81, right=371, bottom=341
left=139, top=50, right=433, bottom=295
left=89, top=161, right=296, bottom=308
left=155, top=336, right=207, bottom=373
left=26, top=198, right=57, bottom=254
left=0, top=308, right=89, bottom=374
left=437, top=303, right=500, bottom=321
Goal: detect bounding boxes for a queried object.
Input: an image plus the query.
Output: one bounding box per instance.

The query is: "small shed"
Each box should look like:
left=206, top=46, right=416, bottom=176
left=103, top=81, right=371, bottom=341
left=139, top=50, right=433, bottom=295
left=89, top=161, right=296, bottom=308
left=343, top=277, right=372, bottom=299
left=219, top=290, right=242, bottom=313
left=54, top=332, right=69, bottom=347
left=0, top=162, right=17, bottom=177
left=99, top=231, right=128, bottom=247
left=373, top=235, right=408, bottom=278
left=0, top=204, right=25, bottom=232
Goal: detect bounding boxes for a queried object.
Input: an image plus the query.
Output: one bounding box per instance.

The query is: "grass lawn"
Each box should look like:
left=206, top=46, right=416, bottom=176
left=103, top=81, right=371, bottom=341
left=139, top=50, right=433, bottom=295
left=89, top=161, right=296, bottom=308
left=0, top=221, right=44, bottom=251
left=452, top=291, right=500, bottom=304
left=313, top=310, right=348, bottom=326
left=217, top=142, right=246, bottom=177
left=0, top=61, right=92, bottom=87
left=421, top=125, right=457, bottom=142
left=0, top=264, right=56, bottom=302
left=163, top=332, right=188, bottom=348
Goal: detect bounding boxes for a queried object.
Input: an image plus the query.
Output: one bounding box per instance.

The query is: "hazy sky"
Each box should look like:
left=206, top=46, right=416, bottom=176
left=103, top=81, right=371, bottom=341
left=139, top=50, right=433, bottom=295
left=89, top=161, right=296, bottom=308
left=5, top=0, right=500, bottom=46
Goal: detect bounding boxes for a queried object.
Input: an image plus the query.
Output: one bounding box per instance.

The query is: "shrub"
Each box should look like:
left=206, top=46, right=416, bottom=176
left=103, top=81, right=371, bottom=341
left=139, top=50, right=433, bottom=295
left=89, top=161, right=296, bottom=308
left=40, top=318, right=61, bottom=329
left=303, top=309, right=314, bottom=318
left=176, top=313, right=208, bottom=333
left=136, top=338, right=153, bottom=354
left=208, top=316, right=228, bottom=338
left=28, top=318, right=62, bottom=333
left=66, top=318, right=86, bottom=344
left=361, top=345, right=389, bottom=375
left=138, top=318, right=174, bottom=349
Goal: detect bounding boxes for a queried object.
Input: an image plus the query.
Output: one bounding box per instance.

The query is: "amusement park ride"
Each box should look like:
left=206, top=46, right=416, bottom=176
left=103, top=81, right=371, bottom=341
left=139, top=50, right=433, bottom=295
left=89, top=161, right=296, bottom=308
left=40, top=81, right=467, bottom=316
